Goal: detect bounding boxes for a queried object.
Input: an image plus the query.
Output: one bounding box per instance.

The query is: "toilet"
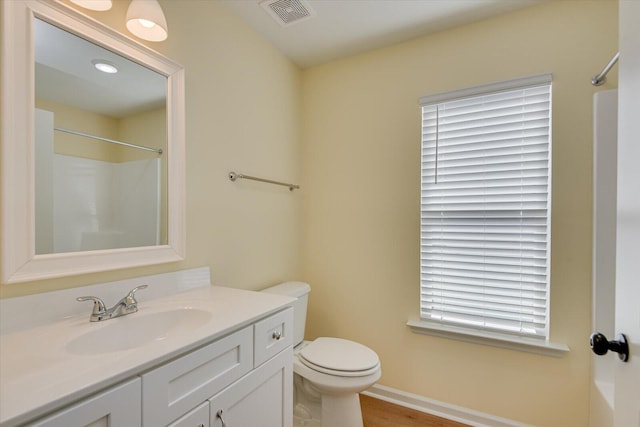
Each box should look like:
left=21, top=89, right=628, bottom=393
left=262, top=281, right=381, bottom=427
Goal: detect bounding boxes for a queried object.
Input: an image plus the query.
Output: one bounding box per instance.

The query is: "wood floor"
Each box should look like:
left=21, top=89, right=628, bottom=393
left=360, top=394, right=471, bottom=427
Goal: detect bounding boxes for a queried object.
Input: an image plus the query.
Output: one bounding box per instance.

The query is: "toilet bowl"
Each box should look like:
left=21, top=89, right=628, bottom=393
left=261, top=282, right=381, bottom=427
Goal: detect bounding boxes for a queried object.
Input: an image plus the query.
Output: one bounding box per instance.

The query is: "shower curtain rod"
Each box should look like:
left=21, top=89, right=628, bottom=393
left=592, top=51, right=620, bottom=86
left=54, top=127, right=163, bottom=155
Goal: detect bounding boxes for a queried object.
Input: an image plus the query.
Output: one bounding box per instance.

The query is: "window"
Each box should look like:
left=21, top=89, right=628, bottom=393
left=418, top=74, right=552, bottom=341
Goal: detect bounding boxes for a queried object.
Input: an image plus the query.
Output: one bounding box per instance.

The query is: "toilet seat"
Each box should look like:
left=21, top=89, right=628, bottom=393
left=298, top=337, right=380, bottom=377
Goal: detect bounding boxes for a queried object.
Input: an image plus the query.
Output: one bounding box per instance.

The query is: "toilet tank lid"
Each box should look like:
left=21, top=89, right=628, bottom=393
left=261, top=281, right=310, bottom=298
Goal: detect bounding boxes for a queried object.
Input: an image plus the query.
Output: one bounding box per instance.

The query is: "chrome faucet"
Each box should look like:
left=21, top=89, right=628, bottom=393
left=77, top=285, right=148, bottom=322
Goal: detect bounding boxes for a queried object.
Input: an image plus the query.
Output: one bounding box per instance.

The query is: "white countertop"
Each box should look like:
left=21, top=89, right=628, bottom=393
left=0, top=283, right=293, bottom=426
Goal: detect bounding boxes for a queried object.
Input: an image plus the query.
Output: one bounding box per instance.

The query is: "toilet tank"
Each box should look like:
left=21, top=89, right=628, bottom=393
left=261, top=281, right=310, bottom=346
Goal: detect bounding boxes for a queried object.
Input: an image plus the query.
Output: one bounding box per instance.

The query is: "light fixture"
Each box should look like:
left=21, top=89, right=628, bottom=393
left=68, top=0, right=113, bottom=11
left=92, top=59, right=118, bottom=74
left=126, top=0, right=168, bottom=42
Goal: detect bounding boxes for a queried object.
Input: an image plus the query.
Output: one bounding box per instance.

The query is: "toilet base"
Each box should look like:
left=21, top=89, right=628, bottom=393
left=293, top=374, right=367, bottom=427
left=321, top=393, right=364, bottom=427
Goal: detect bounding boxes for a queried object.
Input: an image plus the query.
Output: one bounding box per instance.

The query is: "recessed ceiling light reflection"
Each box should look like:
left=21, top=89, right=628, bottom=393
left=92, top=59, right=118, bottom=74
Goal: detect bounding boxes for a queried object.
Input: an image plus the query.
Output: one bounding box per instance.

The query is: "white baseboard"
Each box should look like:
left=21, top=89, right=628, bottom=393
left=362, top=384, right=532, bottom=427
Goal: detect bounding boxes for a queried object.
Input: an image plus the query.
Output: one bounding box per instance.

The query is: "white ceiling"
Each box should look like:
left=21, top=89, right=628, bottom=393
left=222, top=0, right=545, bottom=69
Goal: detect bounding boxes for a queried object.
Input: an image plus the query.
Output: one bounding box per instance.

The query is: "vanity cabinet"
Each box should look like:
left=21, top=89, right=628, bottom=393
left=28, top=379, right=141, bottom=427
left=142, top=308, right=293, bottom=427
left=25, top=308, right=293, bottom=427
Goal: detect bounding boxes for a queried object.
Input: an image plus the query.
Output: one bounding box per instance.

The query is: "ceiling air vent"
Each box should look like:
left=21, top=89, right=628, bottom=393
left=260, top=0, right=316, bottom=27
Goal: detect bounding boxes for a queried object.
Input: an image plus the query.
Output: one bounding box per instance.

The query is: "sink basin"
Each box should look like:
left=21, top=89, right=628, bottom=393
left=66, top=308, right=212, bottom=355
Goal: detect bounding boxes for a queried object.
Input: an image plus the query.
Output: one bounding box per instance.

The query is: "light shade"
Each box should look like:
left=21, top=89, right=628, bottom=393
left=126, top=0, right=168, bottom=42
left=69, top=0, right=113, bottom=11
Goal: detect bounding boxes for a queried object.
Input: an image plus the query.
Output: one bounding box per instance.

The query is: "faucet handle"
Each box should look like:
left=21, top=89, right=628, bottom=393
left=76, top=296, right=107, bottom=316
left=124, top=285, right=148, bottom=305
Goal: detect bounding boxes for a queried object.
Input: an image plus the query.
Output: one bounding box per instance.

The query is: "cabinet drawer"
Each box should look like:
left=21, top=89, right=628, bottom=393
left=142, top=326, right=253, bottom=427
left=254, top=308, right=293, bottom=367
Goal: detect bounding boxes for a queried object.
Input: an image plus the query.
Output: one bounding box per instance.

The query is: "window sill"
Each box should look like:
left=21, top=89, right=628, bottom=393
left=407, top=320, right=570, bottom=358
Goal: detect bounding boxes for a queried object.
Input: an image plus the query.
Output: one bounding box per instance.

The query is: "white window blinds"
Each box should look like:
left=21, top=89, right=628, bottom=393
left=419, top=74, right=552, bottom=339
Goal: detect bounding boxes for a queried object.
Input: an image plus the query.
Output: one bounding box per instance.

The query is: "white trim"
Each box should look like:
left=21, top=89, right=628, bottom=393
left=363, top=384, right=532, bottom=427
left=419, top=73, right=552, bottom=105
left=407, top=320, right=569, bottom=357
left=1, top=0, right=186, bottom=283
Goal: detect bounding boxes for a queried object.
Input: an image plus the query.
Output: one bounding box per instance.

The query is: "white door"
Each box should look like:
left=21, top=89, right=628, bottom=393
left=614, top=1, right=640, bottom=425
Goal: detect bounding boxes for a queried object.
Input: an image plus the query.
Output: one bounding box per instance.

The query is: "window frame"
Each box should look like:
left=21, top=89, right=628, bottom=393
left=408, top=74, right=569, bottom=356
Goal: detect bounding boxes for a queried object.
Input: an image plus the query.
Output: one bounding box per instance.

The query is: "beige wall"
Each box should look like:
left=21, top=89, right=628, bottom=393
left=1, top=0, right=303, bottom=297
left=300, top=1, right=617, bottom=426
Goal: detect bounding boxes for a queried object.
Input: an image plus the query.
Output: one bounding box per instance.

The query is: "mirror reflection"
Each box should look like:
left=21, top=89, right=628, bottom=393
left=34, top=18, right=168, bottom=254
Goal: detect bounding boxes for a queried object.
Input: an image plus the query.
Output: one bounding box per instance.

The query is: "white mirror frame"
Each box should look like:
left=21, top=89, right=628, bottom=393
left=1, top=0, right=186, bottom=284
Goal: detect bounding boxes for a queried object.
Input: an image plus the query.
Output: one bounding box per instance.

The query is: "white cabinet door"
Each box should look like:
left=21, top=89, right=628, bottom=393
left=29, top=378, right=141, bottom=427
left=209, top=347, right=292, bottom=427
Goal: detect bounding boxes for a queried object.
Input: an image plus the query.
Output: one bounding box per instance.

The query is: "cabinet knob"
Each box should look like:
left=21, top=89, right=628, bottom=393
left=272, top=330, right=282, bottom=340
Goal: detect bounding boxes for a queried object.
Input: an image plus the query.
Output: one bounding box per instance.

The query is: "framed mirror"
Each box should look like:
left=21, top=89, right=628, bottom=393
left=1, top=0, right=185, bottom=284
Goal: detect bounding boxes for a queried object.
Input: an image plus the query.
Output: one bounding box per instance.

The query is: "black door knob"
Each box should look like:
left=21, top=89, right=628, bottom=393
left=589, top=332, right=629, bottom=362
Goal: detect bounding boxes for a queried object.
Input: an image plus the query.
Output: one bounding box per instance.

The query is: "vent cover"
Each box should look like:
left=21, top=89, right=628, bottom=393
left=260, top=0, right=316, bottom=27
